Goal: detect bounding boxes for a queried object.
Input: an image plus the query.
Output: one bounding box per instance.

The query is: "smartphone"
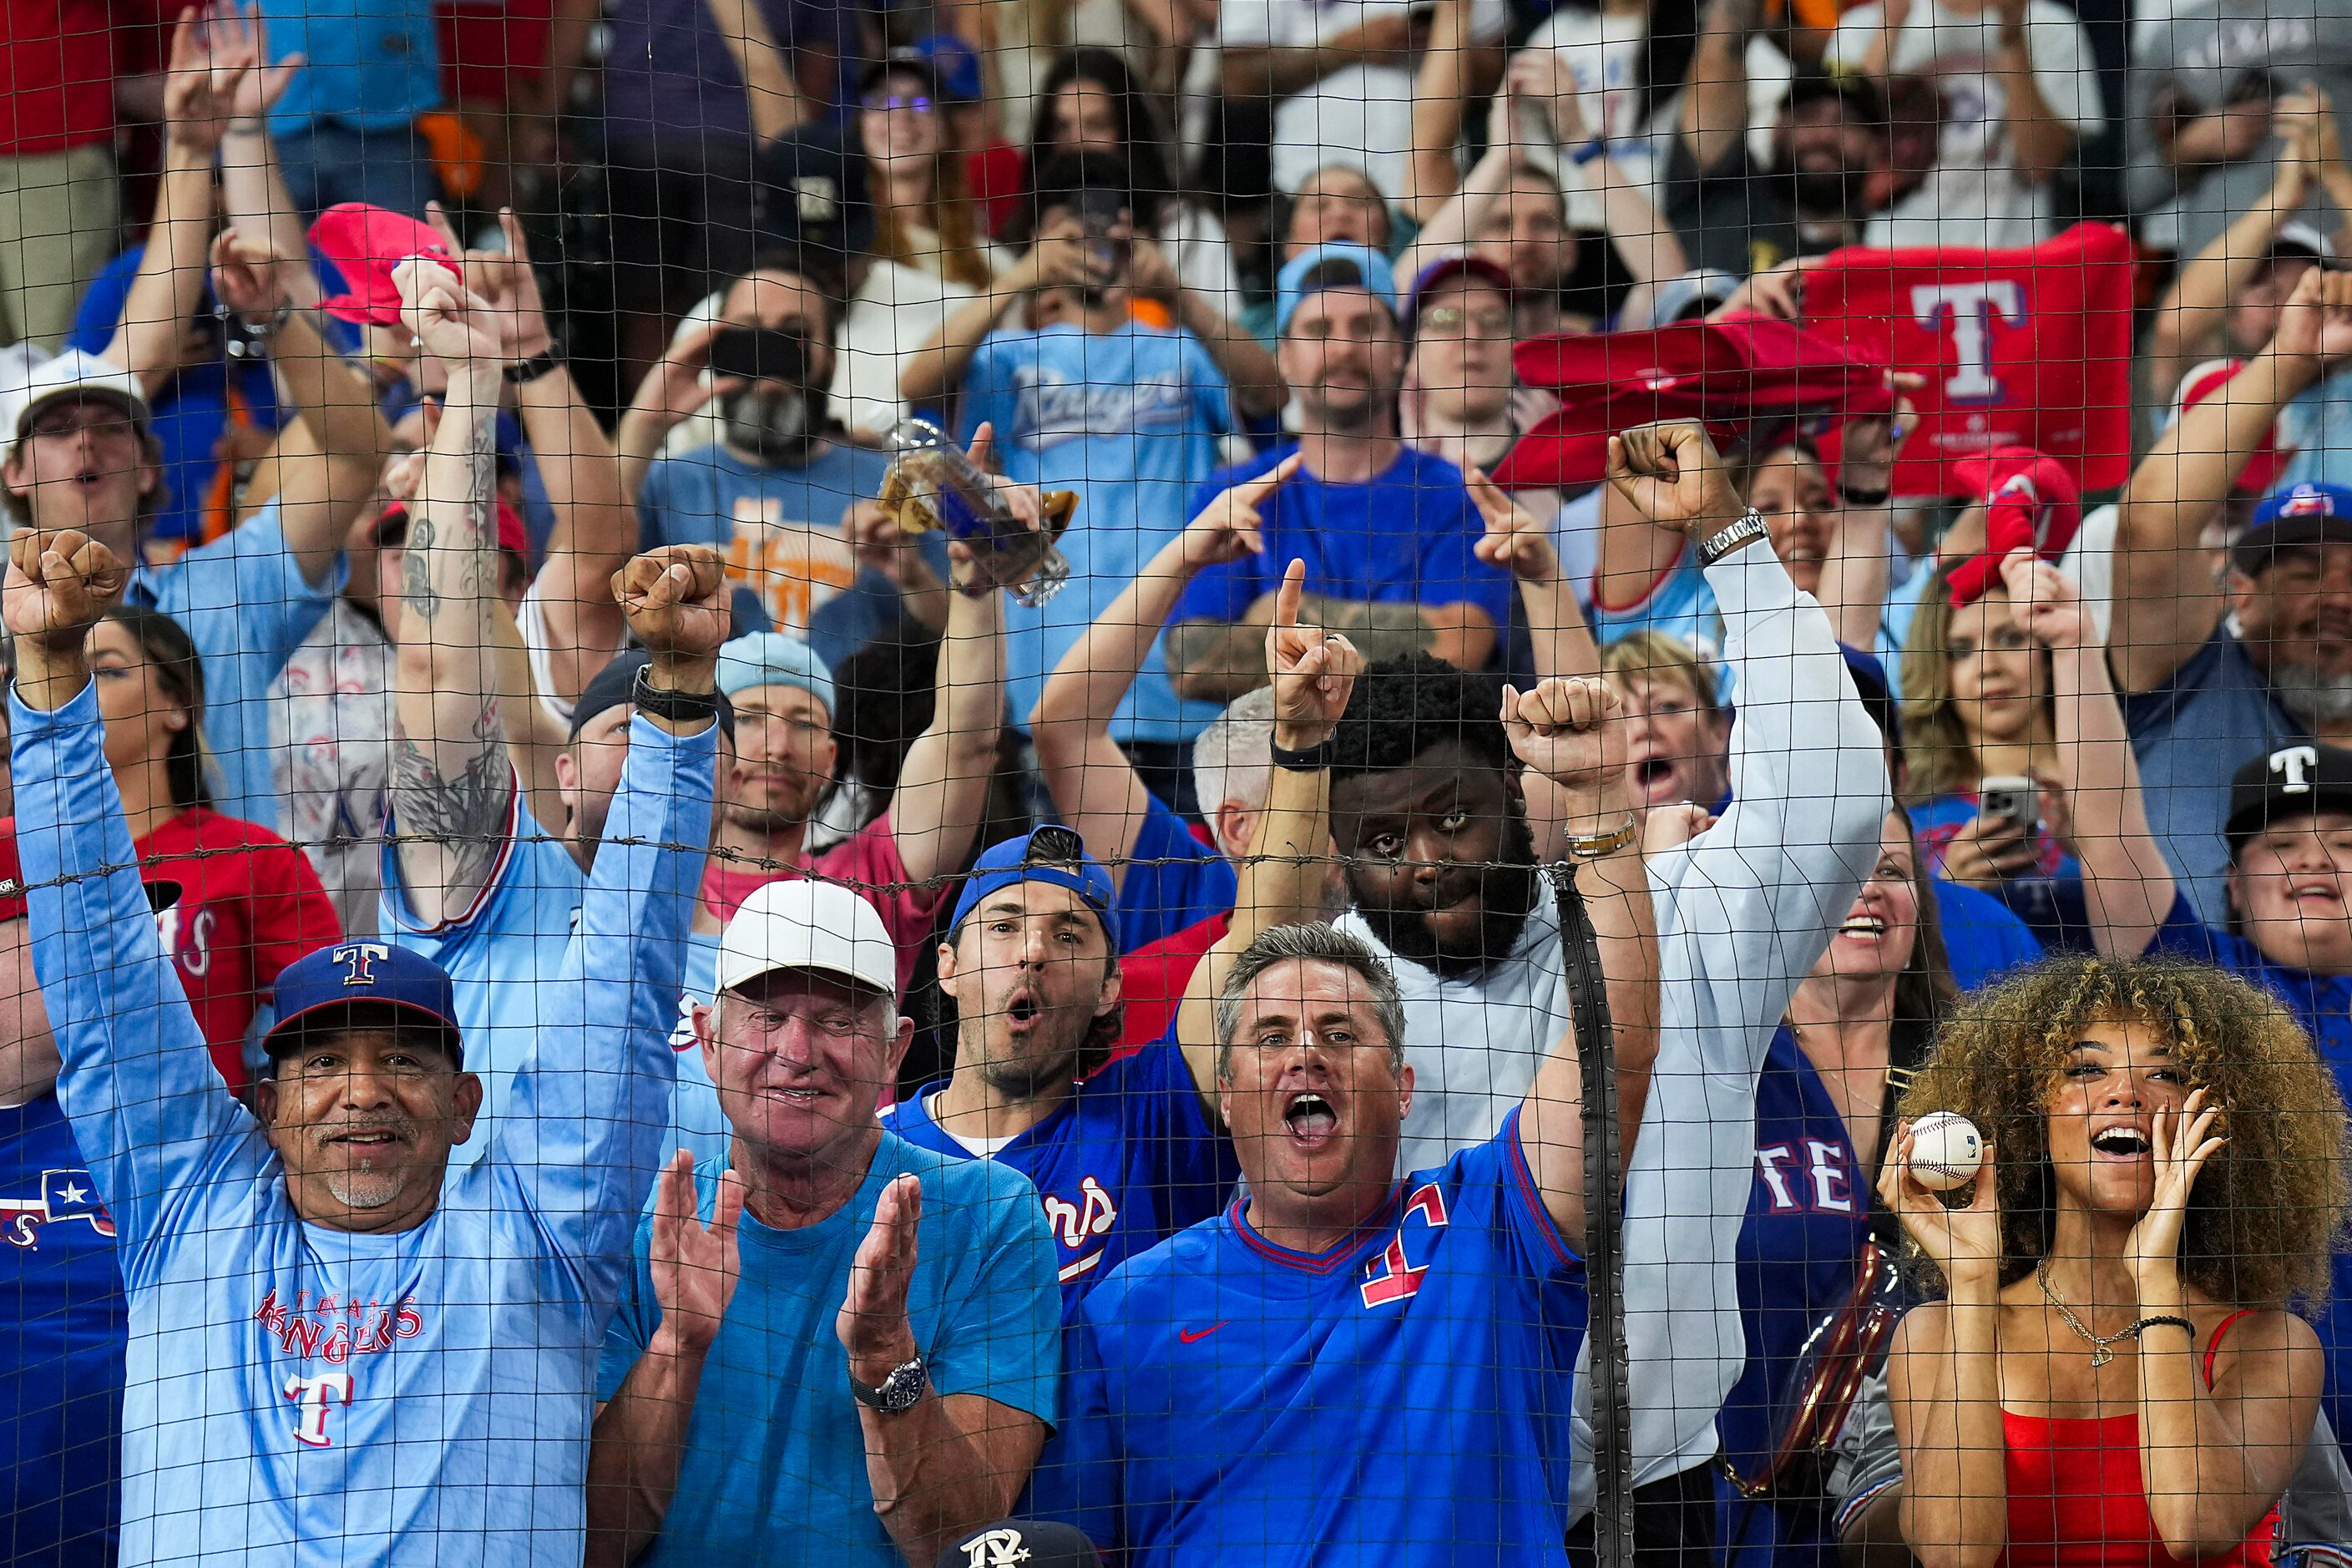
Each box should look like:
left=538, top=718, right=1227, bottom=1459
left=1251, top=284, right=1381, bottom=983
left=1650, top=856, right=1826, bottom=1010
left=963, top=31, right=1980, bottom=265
left=707, top=326, right=812, bottom=384
left=1072, top=186, right=1130, bottom=285
left=1979, top=776, right=2039, bottom=837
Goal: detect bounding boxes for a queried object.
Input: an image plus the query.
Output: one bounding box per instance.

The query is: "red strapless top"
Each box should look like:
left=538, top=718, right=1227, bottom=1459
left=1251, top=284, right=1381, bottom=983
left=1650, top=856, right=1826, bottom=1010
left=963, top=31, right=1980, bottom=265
left=1997, top=1310, right=2279, bottom=1568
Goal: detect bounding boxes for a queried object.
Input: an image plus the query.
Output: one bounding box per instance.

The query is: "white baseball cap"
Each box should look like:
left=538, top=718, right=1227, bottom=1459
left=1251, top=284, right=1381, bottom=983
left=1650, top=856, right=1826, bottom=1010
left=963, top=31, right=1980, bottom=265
left=716, top=878, right=898, bottom=1000
left=0, top=350, right=150, bottom=453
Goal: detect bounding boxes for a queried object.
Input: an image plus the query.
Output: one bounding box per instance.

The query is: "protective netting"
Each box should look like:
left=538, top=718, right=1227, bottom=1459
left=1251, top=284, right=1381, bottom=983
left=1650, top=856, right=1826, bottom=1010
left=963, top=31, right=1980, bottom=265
left=4, top=3, right=2352, bottom=1565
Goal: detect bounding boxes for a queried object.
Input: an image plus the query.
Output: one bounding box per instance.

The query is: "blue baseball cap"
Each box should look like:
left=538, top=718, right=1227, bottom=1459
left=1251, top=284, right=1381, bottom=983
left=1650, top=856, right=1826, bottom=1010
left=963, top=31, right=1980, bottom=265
left=262, top=941, right=464, bottom=1066
left=2237, top=482, right=2352, bottom=572
left=718, top=631, right=836, bottom=721
left=1274, top=243, right=1399, bottom=338
left=913, top=33, right=984, bottom=104
left=947, top=827, right=1116, bottom=940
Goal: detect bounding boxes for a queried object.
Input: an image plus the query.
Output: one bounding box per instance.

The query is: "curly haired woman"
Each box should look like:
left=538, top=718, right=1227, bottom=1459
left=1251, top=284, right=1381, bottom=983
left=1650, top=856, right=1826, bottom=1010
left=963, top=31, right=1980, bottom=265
left=1880, top=956, right=2349, bottom=1568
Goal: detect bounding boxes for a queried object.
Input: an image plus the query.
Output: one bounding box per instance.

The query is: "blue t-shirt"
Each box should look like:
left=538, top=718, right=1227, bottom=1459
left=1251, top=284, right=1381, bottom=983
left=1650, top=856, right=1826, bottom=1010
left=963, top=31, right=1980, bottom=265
left=0, top=1093, right=126, bottom=1568
left=1932, top=878, right=2045, bottom=994
left=596, top=1137, right=1060, bottom=1566
left=68, top=252, right=286, bottom=553
left=636, top=440, right=943, bottom=672
left=882, top=1038, right=1238, bottom=1315
left=1595, top=542, right=1922, bottom=690
left=18, top=686, right=715, bottom=1567
left=255, top=0, right=439, bottom=129
left=959, top=323, right=1237, bottom=745
left=1715, top=1028, right=1879, bottom=1568
left=2148, top=893, right=2352, bottom=1462
left=127, top=499, right=343, bottom=831
left=380, top=788, right=587, bottom=1173
left=1112, top=794, right=1237, bottom=955
left=2123, top=630, right=2306, bottom=928
left=1171, top=444, right=1515, bottom=679
left=1029, top=1111, right=1586, bottom=1565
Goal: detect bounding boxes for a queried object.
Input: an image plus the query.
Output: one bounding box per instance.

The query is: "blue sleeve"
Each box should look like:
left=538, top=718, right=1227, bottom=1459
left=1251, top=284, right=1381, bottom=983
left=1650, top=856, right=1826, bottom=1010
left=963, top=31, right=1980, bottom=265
left=67, top=250, right=139, bottom=353
left=1123, top=1039, right=1241, bottom=1230
left=1171, top=556, right=1262, bottom=626
left=1024, top=1310, right=1124, bottom=1550
left=596, top=1222, right=660, bottom=1402
left=2146, top=891, right=2232, bottom=964
left=12, top=684, right=268, bottom=1272
left=493, top=715, right=716, bottom=1282
left=1410, top=491, right=1516, bottom=629
left=636, top=461, right=675, bottom=553
left=2122, top=629, right=2228, bottom=734
left=1932, top=879, right=2046, bottom=994
left=955, top=335, right=1022, bottom=443
left=1112, top=796, right=1237, bottom=953
left=1183, top=334, right=1234, bottom=435
left=148, top=499, right=344, bottom=820
left=930, top=1166, right=1062, bottom=1425
left=1488, top=1109, right=1582, bottom=1280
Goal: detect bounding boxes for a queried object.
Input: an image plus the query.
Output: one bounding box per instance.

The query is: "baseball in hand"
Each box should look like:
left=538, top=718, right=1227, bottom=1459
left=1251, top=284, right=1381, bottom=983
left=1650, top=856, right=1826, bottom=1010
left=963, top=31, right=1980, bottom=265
left=1907, top=1111, right=1985, bottom=1192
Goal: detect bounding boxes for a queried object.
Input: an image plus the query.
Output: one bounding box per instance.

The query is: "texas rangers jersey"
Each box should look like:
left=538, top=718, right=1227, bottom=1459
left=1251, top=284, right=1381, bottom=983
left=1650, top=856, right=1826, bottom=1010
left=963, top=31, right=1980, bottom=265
left=16, top=685, right=713, bottom=1567
left=882, top=1038, right=1238, bottom=1313
left=0, top=1092, right=125, bottom=1567
left=1029, top=1110, right=1586, bottom=1565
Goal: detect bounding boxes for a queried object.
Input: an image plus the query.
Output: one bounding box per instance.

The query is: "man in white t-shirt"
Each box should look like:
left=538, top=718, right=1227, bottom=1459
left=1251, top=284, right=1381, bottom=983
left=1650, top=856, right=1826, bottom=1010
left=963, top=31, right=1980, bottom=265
left=1221, top=0, right=1514, bottom=200
left=1823, top=0, right=2103, bottom=249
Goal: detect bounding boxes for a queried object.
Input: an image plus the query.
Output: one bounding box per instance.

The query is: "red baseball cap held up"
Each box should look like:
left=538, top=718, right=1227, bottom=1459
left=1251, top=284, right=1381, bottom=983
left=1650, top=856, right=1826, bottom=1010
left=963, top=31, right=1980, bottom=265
left=1492, top=317, right=1890, bottom=490
left=1942, top=446, right=2083, bottom=609
left=309, top=205, right=461, bottom=327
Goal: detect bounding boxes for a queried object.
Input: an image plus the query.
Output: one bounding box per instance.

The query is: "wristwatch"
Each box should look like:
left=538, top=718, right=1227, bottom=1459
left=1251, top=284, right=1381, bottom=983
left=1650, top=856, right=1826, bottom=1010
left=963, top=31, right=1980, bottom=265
left=630, top=665, right=724, bottom=727
left=505, top=341, right=567, bottom=385
left=850, top=1353, right=929, bottom=1414
left=1697, top=508, right=1771, bottom=569
left=1270, top=736, right=1335, bottom=773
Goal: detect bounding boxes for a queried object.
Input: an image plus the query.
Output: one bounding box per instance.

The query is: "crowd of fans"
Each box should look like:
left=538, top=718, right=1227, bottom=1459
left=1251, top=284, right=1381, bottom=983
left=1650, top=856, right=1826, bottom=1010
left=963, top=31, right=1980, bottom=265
left=11, top=0, right=2352, bottom=1563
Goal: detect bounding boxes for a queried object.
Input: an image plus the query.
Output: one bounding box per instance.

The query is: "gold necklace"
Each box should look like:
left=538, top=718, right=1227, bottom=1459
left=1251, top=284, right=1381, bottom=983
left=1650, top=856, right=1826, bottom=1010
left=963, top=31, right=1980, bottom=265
left=2037, top=1257, right=2137, bottom=1367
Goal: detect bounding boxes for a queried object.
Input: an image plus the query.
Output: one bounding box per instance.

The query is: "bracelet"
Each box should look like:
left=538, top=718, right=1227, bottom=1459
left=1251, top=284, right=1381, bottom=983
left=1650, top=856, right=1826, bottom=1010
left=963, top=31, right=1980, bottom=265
left=630, top=666, right=725, bottom=728
left=1270, top=736, right=1335, bottom=773
left=2131, top=1315, right=2197, bottom=1342
left=505, top=341, right=567, bottom=385
left=1568, top=138, right=1607, bottom=166
left=1697, top=508, right=1771, bottom=568
left=237, top=301, right=293, bottom=346
left=1566, top=813, right=1640, bottom=860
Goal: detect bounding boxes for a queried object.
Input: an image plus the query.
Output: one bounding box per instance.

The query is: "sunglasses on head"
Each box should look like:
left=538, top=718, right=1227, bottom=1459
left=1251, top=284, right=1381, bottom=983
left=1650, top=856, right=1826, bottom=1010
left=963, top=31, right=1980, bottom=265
left=862, top=91, right=934, bottom=114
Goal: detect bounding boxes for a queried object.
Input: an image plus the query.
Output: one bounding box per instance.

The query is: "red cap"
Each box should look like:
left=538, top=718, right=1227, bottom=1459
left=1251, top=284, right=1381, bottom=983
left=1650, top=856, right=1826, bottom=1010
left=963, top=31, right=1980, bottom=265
left=0, top=821, right=24, bottom=923
left=309, top=205, right=460, bottom=327
left=1944, top=446, right=2083, bottom=609
left=1493, top=317, right=1889, bottom=490
left=377, top=498, right=533, bottom=566
left=2174, top=358, right=2294, bottom=497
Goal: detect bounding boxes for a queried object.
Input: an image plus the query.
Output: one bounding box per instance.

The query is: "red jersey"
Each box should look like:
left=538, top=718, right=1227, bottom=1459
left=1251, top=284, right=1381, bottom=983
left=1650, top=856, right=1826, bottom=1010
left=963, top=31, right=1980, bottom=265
left=1108, top=910, right=1231, bottom=1063
left=0, top=808, right=341, bottom=1095
left=700, top=812, right=944, bottom=995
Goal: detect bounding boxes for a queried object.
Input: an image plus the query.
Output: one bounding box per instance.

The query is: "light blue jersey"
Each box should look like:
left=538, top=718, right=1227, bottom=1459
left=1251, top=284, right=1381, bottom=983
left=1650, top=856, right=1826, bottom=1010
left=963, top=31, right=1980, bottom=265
left=655, top=930, right=731, bottom=1176
left=959, top=323, right=1235, bottom=745
left=379, top=788, right=585, bottom=1171
left=129, top=499, right=343, bottom=829
left=14, top=685, right=715, bottom=1567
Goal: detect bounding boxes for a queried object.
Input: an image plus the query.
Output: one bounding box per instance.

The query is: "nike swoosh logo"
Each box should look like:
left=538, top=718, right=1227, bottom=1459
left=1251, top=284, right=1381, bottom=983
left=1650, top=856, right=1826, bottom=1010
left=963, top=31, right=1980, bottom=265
left=1177, top=1322, right=1229, bottom=1343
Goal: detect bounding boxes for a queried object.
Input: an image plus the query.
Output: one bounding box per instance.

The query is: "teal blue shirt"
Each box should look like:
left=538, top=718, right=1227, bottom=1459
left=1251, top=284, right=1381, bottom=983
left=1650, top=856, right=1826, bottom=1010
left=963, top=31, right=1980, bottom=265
left=598, top=1136, right=1060, bottom=1565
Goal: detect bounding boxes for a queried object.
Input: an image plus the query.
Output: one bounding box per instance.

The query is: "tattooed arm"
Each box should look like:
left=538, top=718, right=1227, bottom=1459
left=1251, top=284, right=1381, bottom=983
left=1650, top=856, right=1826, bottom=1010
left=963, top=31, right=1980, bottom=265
left=387, top=261, right=522, bottom=928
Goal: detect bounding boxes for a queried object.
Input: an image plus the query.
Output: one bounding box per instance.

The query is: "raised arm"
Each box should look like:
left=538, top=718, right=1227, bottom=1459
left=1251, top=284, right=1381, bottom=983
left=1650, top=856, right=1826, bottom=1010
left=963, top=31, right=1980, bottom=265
left=3, top=528, right=263, bottom=1258
left=888, top=427, right=1019, bottom=888
left=896, top=232, right=1080, bottom=409
left=213, top=5, right=314, bottom=303
left=2006, top=552, right=2176, bottom=959
left=210, top=230, right=388, bottom=584
left=1030, top=457, right=1296, bottom=883
left=586, top=1155, right=747, bottom=1568
left=1221, top=11, right=1417, bottom=101
left=1396, top=83, right=1528, bottom=282
left=617, top=322, right=736, bottom=508
left=2140, top=149, right=2310, bottom=409
left=107, top=14, right=250, bottom=396
left=701, top=0, right=809, bottom=142
left=1879, top=1137, right=2008, bottom=1568
left=2127, top=1098, right=2324, bottom=1559
left=1470, top=465, right=1599, bottom=684
left=1985, top=0, right=2078, bottom=186
left=385, top=260, right=521, bottom=928
left=496, top=547, right=726, bottom=1263
left=1404, top=0, right=1483, bottom=220
left=1129, top=236, right=1286, bottom=421
left=1677, top=0, right=1762, bottom=178
left=1172, top=559, right=1363, bottom=1096
left=2111, top=268, right=2352, bottom=695
left=1507, top=675, right=1658, bottom=1243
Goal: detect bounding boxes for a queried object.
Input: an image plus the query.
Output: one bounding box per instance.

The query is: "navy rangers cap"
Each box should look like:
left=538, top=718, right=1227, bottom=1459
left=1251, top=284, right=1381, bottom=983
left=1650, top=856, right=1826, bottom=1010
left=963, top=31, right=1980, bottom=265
left=933, top=1520, right=1101, bottom=1567
left=948, top=826, right=1116, bottom=941
left=262, top=942, right=465, bottom=1066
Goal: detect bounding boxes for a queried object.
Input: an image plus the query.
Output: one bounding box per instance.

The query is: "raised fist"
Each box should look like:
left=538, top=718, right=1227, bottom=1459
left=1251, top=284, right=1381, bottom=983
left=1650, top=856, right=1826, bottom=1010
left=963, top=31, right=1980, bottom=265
left=1500, top=675, right=1626, bottom=799
left=1605, top=422, right=1743, bottom=539
left=613, top=544, right=731, bottom=664
left=4, top=529, right=128, bottom=657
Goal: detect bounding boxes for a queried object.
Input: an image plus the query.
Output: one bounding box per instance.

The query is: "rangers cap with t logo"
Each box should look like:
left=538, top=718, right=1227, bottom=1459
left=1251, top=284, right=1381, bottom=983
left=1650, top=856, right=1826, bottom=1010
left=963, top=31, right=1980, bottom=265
left=933, top=1519, right=1102, bottom=1567
left=2224, top=742, right=2352, bottom=856
left=260, top=942, right=465, bottom=1065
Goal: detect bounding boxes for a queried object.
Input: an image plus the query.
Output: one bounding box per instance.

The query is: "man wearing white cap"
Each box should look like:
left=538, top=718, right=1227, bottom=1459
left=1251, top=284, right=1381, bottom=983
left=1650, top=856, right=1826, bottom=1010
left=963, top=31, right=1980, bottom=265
left=589, top=878, right=1060, bottom=1568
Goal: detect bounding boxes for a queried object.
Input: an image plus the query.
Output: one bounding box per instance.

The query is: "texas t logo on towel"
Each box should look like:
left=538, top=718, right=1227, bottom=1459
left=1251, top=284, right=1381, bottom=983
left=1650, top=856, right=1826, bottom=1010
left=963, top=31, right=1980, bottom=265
left=1802, top=221, right=2135, bottom=496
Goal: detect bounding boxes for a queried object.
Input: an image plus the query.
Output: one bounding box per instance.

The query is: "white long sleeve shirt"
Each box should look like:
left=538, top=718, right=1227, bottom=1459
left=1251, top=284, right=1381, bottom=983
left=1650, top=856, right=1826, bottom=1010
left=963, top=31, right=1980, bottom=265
left=1343, top=544, right=1890, bottom=1495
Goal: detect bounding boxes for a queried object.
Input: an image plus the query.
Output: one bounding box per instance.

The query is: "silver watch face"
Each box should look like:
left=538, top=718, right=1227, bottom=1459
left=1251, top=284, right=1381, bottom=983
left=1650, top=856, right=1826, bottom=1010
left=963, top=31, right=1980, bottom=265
left=863, top=1355, right=927, bottom=1413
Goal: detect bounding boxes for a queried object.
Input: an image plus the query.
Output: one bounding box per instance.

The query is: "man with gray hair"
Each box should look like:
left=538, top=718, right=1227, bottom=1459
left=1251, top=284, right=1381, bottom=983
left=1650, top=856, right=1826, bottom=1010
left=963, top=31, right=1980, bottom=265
left=1031, top=670, right=1661, bottom=1563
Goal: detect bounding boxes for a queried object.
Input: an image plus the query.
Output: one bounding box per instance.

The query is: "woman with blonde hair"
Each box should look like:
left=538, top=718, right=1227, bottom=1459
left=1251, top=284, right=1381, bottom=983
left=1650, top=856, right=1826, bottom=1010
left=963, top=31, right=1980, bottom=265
left=1880, top=954, right=2348, bottom=1568
left=1899, top=560, right=2077, bottom=898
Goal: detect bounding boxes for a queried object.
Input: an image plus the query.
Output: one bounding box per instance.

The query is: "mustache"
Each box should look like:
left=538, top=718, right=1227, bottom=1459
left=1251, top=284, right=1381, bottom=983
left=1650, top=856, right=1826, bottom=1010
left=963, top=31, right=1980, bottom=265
left=310, top=1111, right=421, bottom=1147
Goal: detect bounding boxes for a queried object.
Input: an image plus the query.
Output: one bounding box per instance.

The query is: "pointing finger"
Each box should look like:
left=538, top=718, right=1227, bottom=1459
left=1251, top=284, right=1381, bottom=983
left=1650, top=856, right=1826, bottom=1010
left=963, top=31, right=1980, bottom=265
left=1274, top=558, right=1306, bottom=631
left=1242, top=452, right=1304, bottom=505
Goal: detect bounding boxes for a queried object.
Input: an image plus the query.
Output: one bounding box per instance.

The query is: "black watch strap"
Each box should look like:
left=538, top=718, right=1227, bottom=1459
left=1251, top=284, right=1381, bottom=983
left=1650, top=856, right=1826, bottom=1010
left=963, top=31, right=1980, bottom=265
left=630, top=666, right=723, bottom=726
left=505, top=342, right=567, bottom=384
left=1270, top=736, right=1335, bottom=773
